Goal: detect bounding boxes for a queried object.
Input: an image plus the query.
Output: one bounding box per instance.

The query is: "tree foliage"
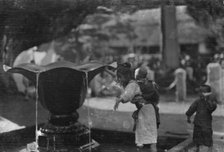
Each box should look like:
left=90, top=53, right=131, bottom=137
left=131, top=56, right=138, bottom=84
left=0, top=0, right=100, bottom=65
left=186, top=0, right=224, bottom=26
left=186, top=0, right=224, bottom=51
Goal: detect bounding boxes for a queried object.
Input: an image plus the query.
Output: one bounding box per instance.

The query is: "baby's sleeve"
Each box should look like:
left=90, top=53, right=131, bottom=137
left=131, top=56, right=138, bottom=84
left=120, top=82, right=141, bottom=103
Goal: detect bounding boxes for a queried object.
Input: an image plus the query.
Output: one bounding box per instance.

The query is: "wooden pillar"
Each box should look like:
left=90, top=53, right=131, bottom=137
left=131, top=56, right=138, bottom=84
left=161, top=4, right=180, bottom=69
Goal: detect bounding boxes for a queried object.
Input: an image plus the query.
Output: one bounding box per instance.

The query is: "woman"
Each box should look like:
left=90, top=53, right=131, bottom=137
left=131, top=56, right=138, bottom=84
left=114, top=62, right=158, bottom=152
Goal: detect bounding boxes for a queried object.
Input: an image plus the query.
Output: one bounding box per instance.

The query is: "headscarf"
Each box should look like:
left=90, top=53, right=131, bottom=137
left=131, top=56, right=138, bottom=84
left=117, top=62, right=131, bottom=76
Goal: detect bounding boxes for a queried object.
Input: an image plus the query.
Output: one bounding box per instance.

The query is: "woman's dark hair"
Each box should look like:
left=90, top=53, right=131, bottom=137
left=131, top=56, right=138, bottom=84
left=116, top=62, right=133, bottom=85
left=200, top=84, right=211, bottom=93
left=118, top=62, right=131, bottom=69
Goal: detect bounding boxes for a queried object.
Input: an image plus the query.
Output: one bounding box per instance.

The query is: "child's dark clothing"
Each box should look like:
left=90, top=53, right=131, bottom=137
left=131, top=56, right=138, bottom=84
left=138, top=79, right=160, bottom=127
left=185, top=95, right=217, bottom=147
left=138, top=80, right=159, bottom=105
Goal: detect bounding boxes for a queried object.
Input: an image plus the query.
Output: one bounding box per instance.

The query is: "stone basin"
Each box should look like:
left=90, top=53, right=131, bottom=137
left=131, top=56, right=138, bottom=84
left=4, top=61, right=115, bottom=152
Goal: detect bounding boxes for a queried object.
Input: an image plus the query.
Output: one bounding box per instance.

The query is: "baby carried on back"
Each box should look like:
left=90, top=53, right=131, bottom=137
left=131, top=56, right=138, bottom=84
left=132, top=78, right=160, bottom=131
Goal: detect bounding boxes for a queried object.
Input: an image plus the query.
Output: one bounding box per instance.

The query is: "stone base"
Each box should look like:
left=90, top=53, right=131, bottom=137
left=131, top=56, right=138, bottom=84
left=27, top=139, right=100, bottom=152
left=26, top=122, right=100, bottom=152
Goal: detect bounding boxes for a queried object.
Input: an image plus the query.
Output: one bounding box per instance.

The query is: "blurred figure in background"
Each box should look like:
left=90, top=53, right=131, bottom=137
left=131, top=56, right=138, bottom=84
left=166, top=66, right=187, bottom=102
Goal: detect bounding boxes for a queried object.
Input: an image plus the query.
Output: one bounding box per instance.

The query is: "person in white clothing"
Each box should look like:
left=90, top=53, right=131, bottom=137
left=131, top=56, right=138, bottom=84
left=114, top=62, right=157, bottom=152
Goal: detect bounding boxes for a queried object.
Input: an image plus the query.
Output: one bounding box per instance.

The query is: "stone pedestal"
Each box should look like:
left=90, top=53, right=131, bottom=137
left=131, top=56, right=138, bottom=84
left=27, top=137, right=99, bottom=152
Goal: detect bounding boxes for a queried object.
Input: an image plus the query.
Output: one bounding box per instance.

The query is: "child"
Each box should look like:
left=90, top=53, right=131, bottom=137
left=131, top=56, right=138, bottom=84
left=185, top=84, right=217, bottom=152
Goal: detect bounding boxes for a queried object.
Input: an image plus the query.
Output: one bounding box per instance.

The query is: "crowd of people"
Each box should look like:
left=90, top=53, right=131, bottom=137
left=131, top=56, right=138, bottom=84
left=180, top=52, right=224, bottom=89
left=89, top=53, right=205, bottom=97
left=179, top=54, right=208, bottom=91
left=89, top=55, right=158, bottom=97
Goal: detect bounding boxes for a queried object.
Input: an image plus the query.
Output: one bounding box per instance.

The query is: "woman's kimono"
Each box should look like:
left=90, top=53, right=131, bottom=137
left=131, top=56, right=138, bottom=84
left=120, top=80, right=157, bottom=145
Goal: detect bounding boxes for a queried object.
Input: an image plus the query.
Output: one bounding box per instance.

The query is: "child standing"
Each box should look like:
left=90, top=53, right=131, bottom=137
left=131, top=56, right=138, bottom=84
left=185, top=84, right=217, bottom=152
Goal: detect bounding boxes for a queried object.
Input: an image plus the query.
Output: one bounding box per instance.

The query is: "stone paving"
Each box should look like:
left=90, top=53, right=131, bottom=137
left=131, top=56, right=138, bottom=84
left=186, top=140, right=224, bottom=152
